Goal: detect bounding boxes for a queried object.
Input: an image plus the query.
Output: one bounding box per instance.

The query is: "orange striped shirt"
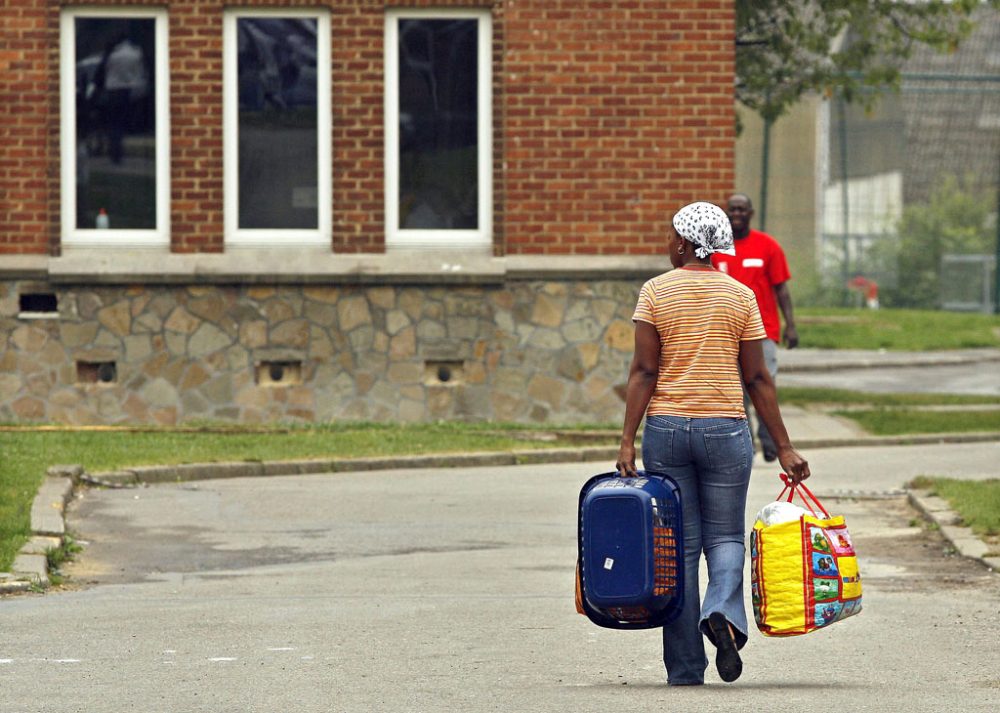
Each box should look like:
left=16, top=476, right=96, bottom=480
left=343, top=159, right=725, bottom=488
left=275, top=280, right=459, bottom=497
left=633, top=267, right=766, bottom=418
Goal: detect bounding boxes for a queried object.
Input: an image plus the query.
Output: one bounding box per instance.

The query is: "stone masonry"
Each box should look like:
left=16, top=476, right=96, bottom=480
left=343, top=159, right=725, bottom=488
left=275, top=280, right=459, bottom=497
left=0, top=277, right=641, bottom=425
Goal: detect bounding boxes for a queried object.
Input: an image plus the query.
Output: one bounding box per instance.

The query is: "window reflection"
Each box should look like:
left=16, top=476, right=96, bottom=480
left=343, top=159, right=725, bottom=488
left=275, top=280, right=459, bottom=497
left=237, top=18, right=318, bottom=230
left=74, top=18, right=156, bottom=230
left=398, top=19, right=478, bottom=230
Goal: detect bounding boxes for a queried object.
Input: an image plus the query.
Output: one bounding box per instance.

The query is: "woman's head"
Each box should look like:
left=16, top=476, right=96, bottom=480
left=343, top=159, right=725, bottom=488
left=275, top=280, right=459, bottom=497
left=671, top=201, right=736, bottom=260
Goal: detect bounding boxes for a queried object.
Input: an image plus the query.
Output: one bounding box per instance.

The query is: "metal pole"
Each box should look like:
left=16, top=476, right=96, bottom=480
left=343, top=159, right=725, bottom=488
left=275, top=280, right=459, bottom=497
left=838, top=95, right=850, bottom=298
left=760, top=114, right=771, bottom=232
left=994, top=151, right=1000, bottom=314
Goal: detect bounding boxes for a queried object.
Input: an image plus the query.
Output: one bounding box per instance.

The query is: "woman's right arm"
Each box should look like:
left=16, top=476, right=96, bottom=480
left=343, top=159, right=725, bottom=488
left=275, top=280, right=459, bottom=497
left=738, top=338, right=811, bottom=483
left=616, top=320, right=660, bottom=477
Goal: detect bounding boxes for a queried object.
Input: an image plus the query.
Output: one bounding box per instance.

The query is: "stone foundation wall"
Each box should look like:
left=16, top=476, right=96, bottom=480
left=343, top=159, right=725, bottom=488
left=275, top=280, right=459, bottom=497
left=0, top=276, right=644, bottom=425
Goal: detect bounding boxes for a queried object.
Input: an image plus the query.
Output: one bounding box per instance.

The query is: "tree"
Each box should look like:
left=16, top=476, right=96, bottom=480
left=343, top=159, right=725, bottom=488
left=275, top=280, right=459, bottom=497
left=735, top=0, right=996, bottom=123
left=870, top=174, right=995, bottom=309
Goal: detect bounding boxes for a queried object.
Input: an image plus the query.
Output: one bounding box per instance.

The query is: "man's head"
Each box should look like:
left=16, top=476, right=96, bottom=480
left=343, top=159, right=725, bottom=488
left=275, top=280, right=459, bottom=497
left=726, top=193, right=754, bottom=239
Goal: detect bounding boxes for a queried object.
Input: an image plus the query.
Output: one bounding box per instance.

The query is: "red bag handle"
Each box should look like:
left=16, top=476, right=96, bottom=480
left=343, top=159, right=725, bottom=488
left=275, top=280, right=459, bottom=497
left=777, top=473, right=830, bottom=519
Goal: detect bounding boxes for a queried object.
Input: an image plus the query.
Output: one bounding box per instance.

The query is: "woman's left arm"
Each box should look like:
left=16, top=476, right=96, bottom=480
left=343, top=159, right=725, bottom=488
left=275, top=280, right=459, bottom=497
left=739, top=338, right=810, bottom=483
left=617, top=321, right=660, bottom=477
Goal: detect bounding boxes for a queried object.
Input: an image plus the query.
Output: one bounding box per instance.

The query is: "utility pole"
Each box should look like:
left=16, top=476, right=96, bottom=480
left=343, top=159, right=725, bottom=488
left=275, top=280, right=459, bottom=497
left=760, top=112, right=771, bottom=232
left=994, top=153, right=1000, bottom=314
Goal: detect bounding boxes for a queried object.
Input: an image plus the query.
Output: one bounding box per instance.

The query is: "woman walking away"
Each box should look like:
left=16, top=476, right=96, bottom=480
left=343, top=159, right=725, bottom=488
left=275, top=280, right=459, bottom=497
left=616, top=201, right=810, bottom=685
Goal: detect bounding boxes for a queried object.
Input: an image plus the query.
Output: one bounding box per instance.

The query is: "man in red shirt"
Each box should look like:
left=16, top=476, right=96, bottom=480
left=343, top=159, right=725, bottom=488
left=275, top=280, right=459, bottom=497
left=711, top=193, right=799, bottom=461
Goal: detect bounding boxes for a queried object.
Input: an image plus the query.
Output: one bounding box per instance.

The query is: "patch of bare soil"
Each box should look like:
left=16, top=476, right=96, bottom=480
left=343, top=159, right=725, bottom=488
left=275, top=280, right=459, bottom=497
left=853, top=497, right=995, bottom=593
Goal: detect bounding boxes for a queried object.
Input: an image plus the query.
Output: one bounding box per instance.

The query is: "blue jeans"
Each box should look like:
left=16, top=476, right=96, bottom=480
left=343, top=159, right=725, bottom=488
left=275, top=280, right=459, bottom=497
left=641, top=415, right=753, bottom=685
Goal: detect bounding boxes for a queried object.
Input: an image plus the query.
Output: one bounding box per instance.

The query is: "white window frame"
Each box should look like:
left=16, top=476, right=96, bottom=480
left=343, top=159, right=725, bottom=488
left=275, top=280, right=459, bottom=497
left=223, top=8, right=331, bottom=248
left=60, top=7, right=170, bottom=248
left=384, top=9, right=493, bottom=251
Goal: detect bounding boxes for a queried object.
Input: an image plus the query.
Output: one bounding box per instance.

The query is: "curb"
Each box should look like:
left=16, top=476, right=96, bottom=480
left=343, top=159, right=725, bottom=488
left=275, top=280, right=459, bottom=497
left=907, top=489, right=1000, bottom=573
left=0, top=465, right=79, bottom=594
left=781, top=349, right=1000, bottom=373
left=4, top=436, right=999, bottom=593
left=67, top=432, right=1000, bottom=488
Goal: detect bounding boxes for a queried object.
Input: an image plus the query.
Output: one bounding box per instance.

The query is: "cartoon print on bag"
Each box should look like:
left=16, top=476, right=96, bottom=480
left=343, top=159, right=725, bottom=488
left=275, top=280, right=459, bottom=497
left=815, top=601, right=843, bottom=626
left=812, top=553, right=838, bottom=576
left=826, top=528, right=855, bottom=555
left=813, top=578, right=839, bottom=602
left=840, top=600, right=860, bottom=618
left=810, top=527, right=831, bottom=553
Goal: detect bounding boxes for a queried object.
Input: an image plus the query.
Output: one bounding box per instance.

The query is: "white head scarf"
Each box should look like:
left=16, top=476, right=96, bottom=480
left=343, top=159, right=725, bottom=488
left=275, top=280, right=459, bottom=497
left=671, top=201, right=736, bottom=259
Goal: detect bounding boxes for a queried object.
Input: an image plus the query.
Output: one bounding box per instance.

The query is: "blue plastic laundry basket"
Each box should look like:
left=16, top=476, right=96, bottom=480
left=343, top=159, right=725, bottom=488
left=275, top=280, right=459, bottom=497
left=577, top=470, right=684, bottom=629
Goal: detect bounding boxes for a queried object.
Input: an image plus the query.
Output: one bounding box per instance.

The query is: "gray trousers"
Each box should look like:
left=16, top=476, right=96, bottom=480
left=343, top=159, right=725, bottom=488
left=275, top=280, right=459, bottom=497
left=743, top=338, right=779, bottom=455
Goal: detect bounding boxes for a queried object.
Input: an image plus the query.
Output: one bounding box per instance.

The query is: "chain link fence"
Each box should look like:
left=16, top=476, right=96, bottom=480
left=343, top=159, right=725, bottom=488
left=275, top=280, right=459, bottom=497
left=818, top=8, right=1000, bottom=312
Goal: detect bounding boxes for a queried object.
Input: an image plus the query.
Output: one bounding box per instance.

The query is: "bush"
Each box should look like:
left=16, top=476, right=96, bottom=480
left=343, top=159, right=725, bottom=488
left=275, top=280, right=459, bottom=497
left=873, top=175, right=996, bottom=309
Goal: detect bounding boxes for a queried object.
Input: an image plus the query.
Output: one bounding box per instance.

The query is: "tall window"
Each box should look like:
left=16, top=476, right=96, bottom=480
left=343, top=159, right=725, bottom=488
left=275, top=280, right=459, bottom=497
left=224, top=10, right=331, bottom=247
left=60, top=8, right=169, bottom=247
left=385, top=10, right=492, bottom=250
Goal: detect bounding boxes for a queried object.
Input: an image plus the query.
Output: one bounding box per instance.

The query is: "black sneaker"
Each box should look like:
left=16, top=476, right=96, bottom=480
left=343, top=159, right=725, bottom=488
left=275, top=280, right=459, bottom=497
left=707, top=612, right=743, bottom=683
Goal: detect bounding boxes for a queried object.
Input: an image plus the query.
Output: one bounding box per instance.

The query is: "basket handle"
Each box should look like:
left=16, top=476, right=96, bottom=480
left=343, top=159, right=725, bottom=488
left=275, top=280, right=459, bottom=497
left=778, top=473, right=830, bottom=518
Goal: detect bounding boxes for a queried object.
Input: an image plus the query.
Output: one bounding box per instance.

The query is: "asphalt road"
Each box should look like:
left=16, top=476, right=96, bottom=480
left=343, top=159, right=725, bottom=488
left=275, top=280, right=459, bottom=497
left=1, top=443, right=998, bottom=713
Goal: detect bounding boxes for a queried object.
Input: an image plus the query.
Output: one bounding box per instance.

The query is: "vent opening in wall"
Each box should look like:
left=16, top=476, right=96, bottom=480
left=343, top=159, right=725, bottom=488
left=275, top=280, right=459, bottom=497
left=18, top=293, right=59, bottom=317
left=256, top=360, right=303, bottom=386
left=425, top=360, right=464, bottom=386
left=77, top=361, right=117, bottom=384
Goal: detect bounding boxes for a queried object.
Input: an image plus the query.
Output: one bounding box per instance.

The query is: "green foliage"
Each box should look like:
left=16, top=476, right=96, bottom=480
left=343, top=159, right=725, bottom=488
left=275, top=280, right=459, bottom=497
left=796, top=307, right=1000, bottom=350
left=736, top=0, right=990, bottom=121
left=907, top=477, right=1000, bottom=536
left=45, top=536, right=83, bottom=586
left=834, top=409, right=1000, bottom=436
left=869, top=175, right=997, bottom=309
left=779, top=387, right=1000, bottom=408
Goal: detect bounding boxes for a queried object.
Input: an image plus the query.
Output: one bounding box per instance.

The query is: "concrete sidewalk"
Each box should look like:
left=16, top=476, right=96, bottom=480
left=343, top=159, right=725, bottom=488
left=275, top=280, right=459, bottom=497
left=779, top=346, right=1000, bottom=372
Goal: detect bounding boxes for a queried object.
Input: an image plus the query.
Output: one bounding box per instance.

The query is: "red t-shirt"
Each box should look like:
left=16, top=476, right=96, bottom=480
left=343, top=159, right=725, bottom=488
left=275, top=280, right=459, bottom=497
left=711, top=229, right=791, bottom=342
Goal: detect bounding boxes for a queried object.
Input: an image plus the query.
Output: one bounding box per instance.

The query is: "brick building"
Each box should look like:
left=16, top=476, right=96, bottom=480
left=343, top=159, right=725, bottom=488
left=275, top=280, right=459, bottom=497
left=0, top=1, right=736, bottom=425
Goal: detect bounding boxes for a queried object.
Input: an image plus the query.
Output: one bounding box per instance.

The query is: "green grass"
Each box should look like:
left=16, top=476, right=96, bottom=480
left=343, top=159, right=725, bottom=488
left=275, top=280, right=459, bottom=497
left=45, top=536, right=83, bottom=587
left=831, top=409, right=1000, bottom=436
left=780, top=387, right=1000, bottom=408
left=0, top=422, right=618, bottom=571
left=909, top=476, right=1000, bottom=537
left=797, top=307, right=1000, bottom=350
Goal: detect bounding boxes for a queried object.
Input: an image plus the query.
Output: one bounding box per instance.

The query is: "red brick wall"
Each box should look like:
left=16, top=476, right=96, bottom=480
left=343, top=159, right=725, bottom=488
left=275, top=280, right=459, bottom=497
left=0, top=0, right=58, bottom=255
left=0, top=0, right=734, bottom=257
left=502, top=0, right=736, bottom=255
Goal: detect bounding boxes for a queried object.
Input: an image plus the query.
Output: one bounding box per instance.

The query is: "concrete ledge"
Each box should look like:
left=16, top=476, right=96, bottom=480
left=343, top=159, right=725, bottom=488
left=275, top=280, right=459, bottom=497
left=20, top=536, right=62, bottom=556
left=0, top=576, right=32, bottom=594
left=11, top=553, right=49, bottom=587
left=37, top=251, right=666, bottom=286
left=85, top=446, right=622, bottom=485
left=0, top=255, right=49, bottom=279
left=30, top=477, right=74, bottom=537
left=908, top=489, right=997, bottom=572
left=2, top=474, right=75, bottom=593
